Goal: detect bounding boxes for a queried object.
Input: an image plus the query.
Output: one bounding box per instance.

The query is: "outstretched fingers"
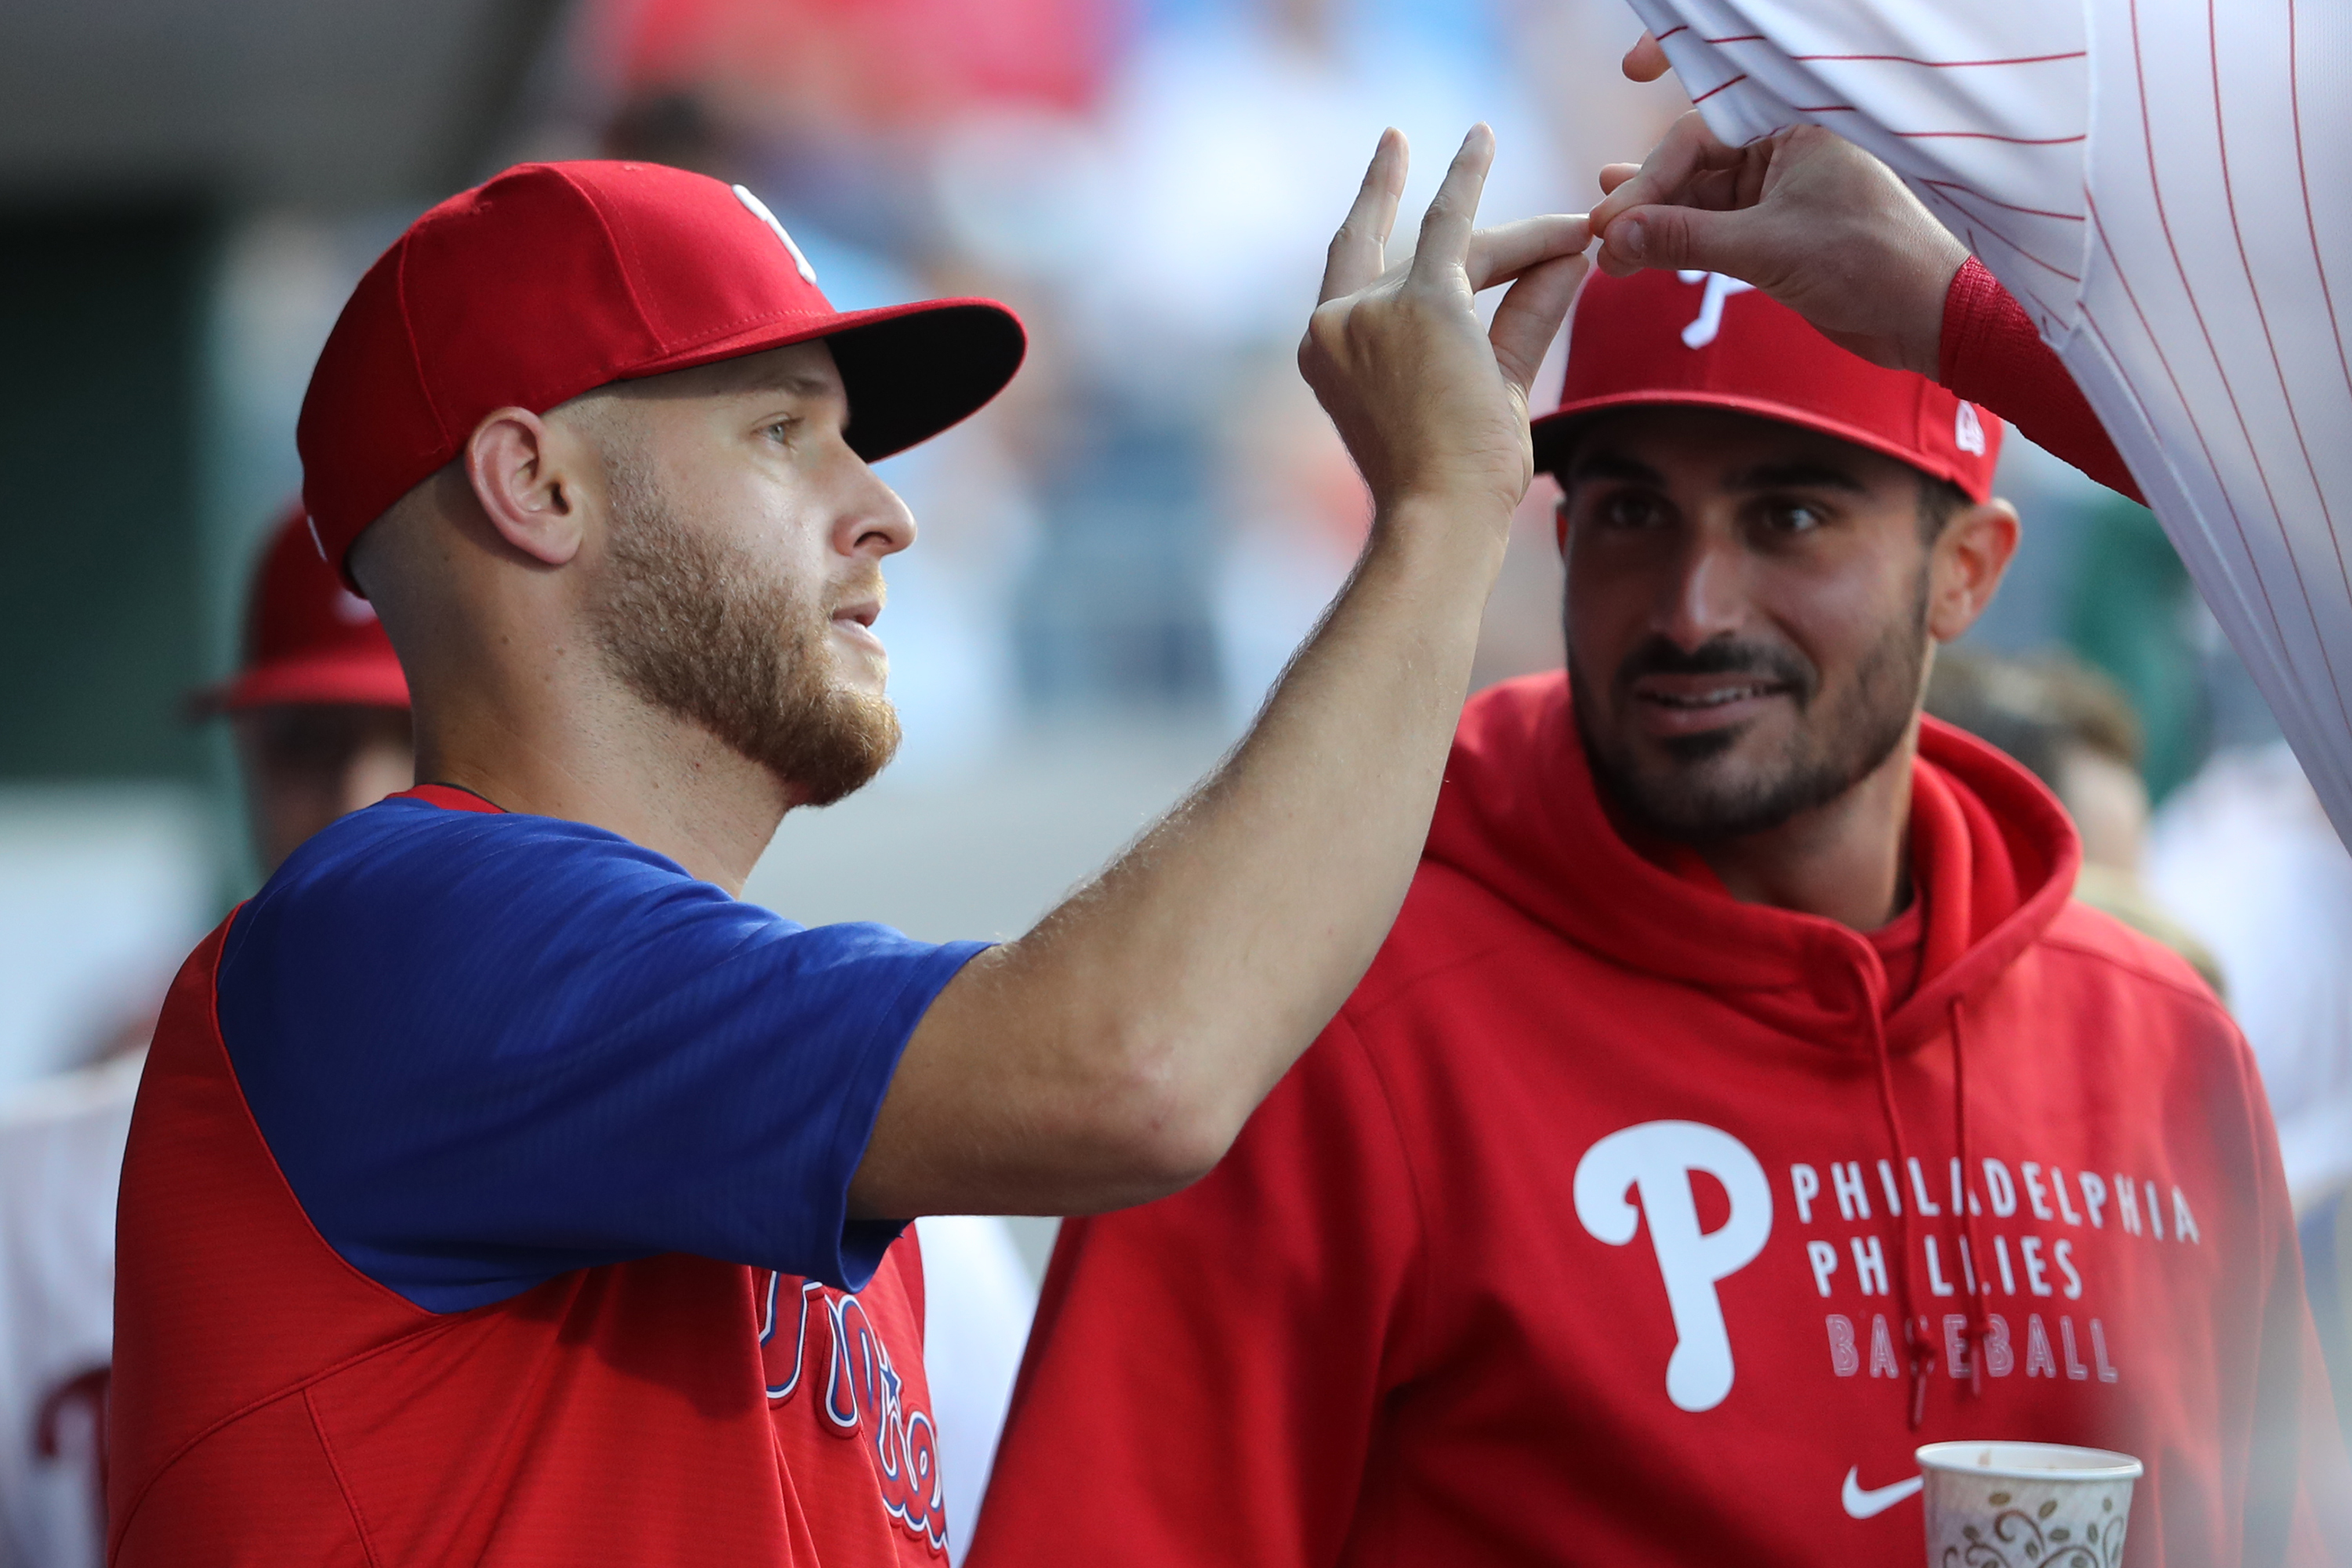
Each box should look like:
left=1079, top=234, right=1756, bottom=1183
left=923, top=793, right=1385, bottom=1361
left=1320, top=129, right=1409, bottom=304
left=1409, top=125, right=1495, bottom=288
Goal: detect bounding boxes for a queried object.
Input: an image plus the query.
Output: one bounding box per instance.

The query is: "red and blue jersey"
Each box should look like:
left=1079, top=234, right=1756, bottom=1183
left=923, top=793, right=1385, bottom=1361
left=110, top=786, right=982, bottom=1565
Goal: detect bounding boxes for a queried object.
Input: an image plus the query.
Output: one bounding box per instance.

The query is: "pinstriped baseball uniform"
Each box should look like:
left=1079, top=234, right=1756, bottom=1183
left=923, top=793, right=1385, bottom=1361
left=1624, top=0, right=2352, bottom=846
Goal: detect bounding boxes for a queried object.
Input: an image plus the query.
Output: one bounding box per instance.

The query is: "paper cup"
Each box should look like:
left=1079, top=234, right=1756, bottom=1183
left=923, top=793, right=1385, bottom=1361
left=1915, top=1441, right=2143, bottom=1567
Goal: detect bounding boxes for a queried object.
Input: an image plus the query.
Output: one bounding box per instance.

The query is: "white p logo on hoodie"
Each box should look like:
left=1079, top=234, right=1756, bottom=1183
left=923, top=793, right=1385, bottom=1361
left=1574, top=1121, right=1773, bottom=1412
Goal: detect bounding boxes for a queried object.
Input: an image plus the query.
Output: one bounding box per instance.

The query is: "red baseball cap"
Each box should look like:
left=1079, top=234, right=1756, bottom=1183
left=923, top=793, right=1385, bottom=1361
left=1533, top=268, right=2001, bottom=501
left=297, top=160, right=1027, bottom=582
left=194, top=503, right=410, bottom=713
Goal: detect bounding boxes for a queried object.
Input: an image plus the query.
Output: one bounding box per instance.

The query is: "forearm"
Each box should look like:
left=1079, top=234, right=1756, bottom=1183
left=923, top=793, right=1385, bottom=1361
left=859, top=501, right=1504, bottom=1218
left=854, top=124, right=1585, bottom=1220
left=1939, top=259, right=2142, bottom=503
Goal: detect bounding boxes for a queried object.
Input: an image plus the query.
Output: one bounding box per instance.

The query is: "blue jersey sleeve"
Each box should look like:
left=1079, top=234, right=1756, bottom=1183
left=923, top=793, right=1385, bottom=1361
left=216, top=797, right=985, bottom=1313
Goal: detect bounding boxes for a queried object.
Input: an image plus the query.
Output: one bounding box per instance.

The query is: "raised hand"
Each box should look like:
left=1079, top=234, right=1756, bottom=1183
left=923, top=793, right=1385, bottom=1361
left=1299, top=126, right=1590, bottom=526
left=1587, top=110, right=1966, bottom=376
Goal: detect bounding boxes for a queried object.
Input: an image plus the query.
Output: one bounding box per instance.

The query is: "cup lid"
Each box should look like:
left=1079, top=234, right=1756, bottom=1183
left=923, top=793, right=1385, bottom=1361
left=1915, top=1441, right=2144, bottom=1482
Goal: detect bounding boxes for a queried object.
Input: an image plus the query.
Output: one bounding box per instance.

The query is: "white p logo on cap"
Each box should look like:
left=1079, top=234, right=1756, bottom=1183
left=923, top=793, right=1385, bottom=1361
left=1676, top=270, right=1755, bottom=349
left=733, top=184, right=818, bottom=285
left=1955, top=401, right=1987, bottom=456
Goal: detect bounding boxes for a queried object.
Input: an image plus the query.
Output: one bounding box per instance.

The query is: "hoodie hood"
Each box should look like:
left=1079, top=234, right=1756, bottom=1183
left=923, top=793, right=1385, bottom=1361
left=1425, top=673, right=2082, bottom=1058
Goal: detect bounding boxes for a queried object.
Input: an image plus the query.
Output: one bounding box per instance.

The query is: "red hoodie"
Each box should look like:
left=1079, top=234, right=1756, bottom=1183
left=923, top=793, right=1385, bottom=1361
left=971, top=674, right=2351, bottom=1567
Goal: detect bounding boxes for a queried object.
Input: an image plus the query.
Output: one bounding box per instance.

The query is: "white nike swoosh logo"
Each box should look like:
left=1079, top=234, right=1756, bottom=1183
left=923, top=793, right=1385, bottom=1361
left=1842, top=1466, right=1924, bottom=1519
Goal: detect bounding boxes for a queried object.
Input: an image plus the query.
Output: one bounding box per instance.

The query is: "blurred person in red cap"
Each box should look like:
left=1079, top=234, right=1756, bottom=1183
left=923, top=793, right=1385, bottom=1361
left=107, top=131, right=1595, bottom=1565
left=197, top=503, right=414, bottom=873
left=970, top=269, right=2349, bottom=1566
left=0, top=506, right=413, bottom=1568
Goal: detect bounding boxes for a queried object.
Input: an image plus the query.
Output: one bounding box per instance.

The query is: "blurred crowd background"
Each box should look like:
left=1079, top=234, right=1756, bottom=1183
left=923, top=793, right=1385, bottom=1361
left=1, top=0, right=2347, bottom=1554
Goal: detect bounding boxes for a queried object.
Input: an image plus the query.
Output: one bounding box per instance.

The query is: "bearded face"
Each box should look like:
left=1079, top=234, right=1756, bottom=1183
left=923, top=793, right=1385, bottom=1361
left=586, top=466, right=900, bottom=808
left=1557, top=406, right=1950, bottom=846
left=1572, top=573, right=1929, bottom=841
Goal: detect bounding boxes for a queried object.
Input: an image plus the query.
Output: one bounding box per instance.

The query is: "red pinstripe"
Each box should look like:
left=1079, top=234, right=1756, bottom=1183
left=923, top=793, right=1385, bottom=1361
left=1784, top=50, right=2085, bottom=68
left=1889, top=131, right=2087, bottom=145
left=1918, top=185, right=2084, bottom=282
left=1918, top=179, right=2085, bottom=225
left=1951, top=212, right=2071, bottom=328
left=2080, top=236, right=2296, bottom=691
left=1700, top=38, right=2086, bottom=69
left=2288, top=0, right=2352, bottom=470
left=2117, top=0, right=2352, bottom=731
left=1691, top=74, right=1751, bottom=106
left=2203, top=0, right=2352, bottom=640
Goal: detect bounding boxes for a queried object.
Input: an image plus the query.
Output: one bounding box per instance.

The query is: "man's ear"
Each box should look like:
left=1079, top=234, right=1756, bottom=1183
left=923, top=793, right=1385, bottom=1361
left=464, top=407, right=592, bottom=568
left=1926, top=497, right=2021, bottom=642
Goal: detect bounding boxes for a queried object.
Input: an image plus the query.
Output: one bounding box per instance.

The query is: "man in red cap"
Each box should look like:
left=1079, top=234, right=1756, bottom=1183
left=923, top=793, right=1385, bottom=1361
left=109, top=132, right=1595, bottom=1563
left=969, top=270, right=2349, bottom=1565
left=201, top=503, right=415, bottom=873
left=0, top=505, right=412, bottom=1568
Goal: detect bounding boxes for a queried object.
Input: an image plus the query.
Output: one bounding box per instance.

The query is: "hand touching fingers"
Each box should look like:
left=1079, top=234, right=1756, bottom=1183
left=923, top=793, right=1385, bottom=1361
left=1574, top=120, right=1969, bottom=375
left=1598, top=162, right=1639, bottom=198
left=1462, top=214, right=1592, bottom=294
left=1300, top=123, right=1582, bottom=521
left=1409, top=125, right=1495, bottom=288
left=1598, top=202, right=1762, bottom=278
left=1590, top=112, right=1735, bottom=237
left=1321, top=129, right=1408, bottom=305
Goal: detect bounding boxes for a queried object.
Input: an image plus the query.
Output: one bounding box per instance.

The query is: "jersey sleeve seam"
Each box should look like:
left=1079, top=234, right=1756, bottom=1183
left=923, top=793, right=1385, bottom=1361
left=303, top=1384, right=385, bottom=1568
left=110, top=1313, right=478, bottom=1549
left=210, top=906, right=467, bottom=1320
left=811, top=939, right=991, bottom=1289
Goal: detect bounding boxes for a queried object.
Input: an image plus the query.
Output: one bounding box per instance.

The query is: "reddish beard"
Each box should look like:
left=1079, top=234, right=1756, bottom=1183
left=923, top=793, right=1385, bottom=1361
left=587, top=488, right=900, bottom=808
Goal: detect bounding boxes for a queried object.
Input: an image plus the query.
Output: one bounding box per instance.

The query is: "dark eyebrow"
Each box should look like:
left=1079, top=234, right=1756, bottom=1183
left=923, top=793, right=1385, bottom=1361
left=1563, top=451, right=1667, bottom=490
left=1724, top=461, right=1869, bottom=494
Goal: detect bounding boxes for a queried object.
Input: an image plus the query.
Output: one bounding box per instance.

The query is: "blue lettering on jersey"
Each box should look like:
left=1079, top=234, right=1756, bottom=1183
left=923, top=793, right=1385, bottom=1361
left=760, top=1269, right=948, bottom=1552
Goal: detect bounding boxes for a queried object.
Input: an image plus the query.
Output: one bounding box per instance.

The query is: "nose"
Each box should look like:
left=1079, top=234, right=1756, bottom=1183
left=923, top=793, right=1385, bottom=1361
left=1653, top=527, right=1750, bottom=652
left=834, top=456, right=916, bottom=561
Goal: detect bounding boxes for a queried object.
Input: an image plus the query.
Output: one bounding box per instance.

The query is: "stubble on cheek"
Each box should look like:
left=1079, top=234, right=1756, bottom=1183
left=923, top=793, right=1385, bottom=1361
left=1568, top=579, right=1927, bottom=844
left=586, top=471, right=902, bottom=806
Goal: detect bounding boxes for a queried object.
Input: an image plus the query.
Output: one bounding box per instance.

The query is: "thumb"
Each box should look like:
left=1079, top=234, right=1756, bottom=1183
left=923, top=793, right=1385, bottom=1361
left=1596, top=202, right=1776, bottom=284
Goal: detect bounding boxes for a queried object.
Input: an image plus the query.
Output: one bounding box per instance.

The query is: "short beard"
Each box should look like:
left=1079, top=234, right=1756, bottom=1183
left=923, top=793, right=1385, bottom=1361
left=585, top=466, right=899, bottom=808
left=1572, top=573, right=1929, bottom=843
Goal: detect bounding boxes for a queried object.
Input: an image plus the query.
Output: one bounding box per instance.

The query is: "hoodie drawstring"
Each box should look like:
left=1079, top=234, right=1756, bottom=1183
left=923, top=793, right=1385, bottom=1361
left=1867, top=993, right=1994, bottom=1430
left=1862, top=1004, right=1933, bottom=1429
left=1951, top=996, right=1991, bottom=1399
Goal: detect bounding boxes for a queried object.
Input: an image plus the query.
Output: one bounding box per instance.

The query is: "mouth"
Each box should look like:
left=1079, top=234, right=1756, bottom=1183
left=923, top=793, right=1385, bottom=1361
left=829, top=601, right=884, bottom=652
left=1628, top=673, right=1793, bottom=735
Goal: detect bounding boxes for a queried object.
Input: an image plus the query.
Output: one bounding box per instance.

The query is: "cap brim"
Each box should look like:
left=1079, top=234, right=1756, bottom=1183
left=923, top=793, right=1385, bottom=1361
left=190, top=653, right=411, bottom=717
left=630, top=297, right=1027, bottom=463
left=1531, top=390, right=1991, bottom=503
